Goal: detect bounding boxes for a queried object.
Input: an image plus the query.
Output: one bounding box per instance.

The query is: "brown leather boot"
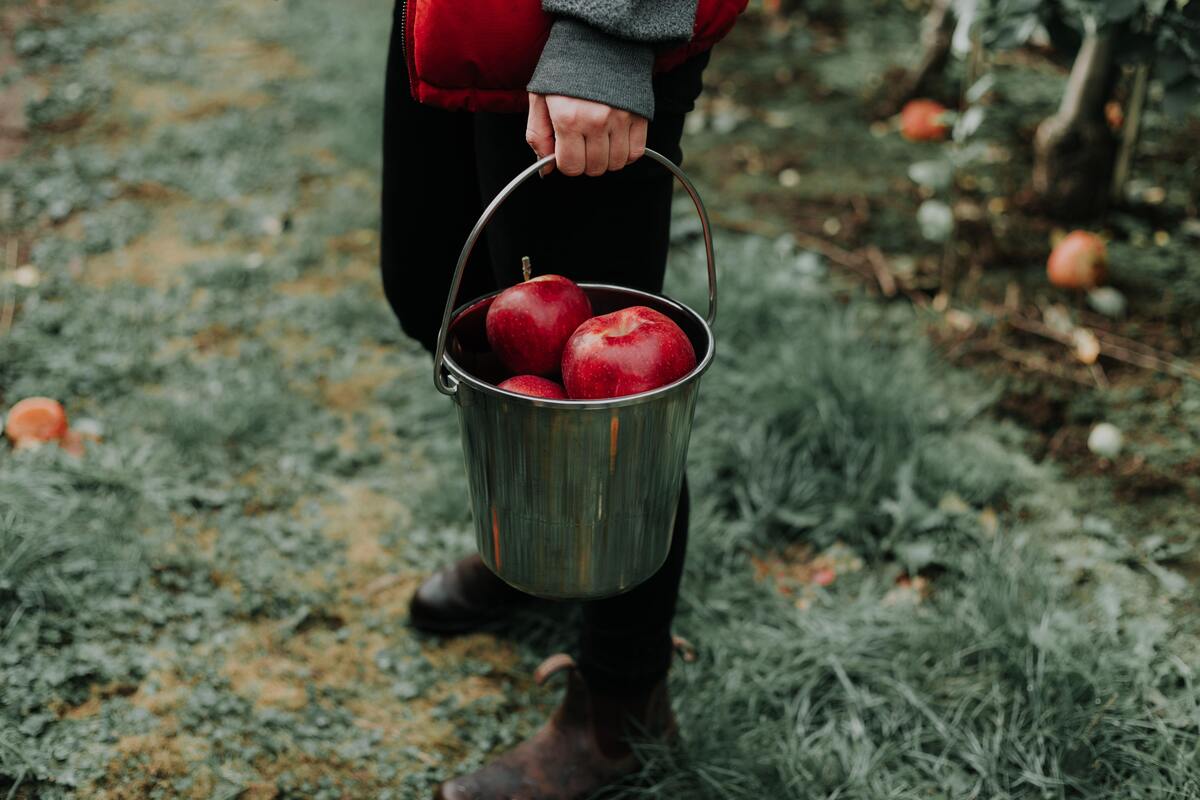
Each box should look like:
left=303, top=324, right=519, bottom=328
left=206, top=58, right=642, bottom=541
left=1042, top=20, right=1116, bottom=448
left=409, top=554, right=538, bottom=634
left=435, top=654, right=676, bottom=800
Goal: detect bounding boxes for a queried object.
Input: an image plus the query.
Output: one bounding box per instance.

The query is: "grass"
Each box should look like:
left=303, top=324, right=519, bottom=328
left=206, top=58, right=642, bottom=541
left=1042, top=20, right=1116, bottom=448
left=1, top=0, right=1198, bottom=798
left=623, top=533, right=1200, bottom=798
left=609, top=244, right=1200, bottom=799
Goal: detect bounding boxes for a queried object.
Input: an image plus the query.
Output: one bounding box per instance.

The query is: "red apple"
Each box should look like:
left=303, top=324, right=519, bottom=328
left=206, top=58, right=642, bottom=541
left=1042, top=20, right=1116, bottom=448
left=485, top=275, right=592, bottom=376
left=497, top=375, right=568, bottom=399
left=4, top=397, right=69, bottom=445
left=900, top=99, right=950, bottom=142
left=562, top=306, right=697, bottom=400
left=1047, top=231, right=1107, bottom=290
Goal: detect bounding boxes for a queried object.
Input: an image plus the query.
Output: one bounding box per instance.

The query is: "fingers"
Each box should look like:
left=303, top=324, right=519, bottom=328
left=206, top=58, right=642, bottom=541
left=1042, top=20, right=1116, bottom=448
left=543, top=95, right=647, bottom=177
left=525, top=93, right=556, bottom=174
left=608, top=122, right=630, bottom=171
left=547, top=98, right=599, bottom=177
left=585, top=132, right=610, bottom=177
left=629, top=116, right=648, bottom=164
left=555, top=130, right=586, bottom=177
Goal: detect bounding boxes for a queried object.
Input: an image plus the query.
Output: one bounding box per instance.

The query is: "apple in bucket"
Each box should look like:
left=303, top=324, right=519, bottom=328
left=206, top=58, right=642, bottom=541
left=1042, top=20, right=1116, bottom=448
left=497, top=375, right=568, bottom=399
left=485, top=259, right=591, bottom=376
left=562, top=306, right=696, bottom=399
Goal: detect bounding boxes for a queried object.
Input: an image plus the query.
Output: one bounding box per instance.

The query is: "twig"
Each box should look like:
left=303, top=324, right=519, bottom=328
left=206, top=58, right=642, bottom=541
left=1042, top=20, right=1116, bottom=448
left=707, top=213, right=782, bottom=238
left=1003, top=314, right=1074, bottom=346
left=1093, top=339, right=1196, bottom=379
left=1090, top=326, right=1186, bottom=366
left=710, top=212, right=880, bottom=284
left=1, top=238, right=16, bottom=336
left=979, top=300, right=1200, bottom=380
left=790, top=230, right=878, bottom=282
left=1000, top=311, right=1200, bottom=380
left=707, top=214, right=926, bottom=306
left=0, top=292, right=13, bottom=337
left=1048, top=305, right=1161, bottom=353
left=976, top=340, right=1096, bottom=387
left=409, top=748, right=438, bottom=767
left=850, top=195, right=871, bottom=224
left=1045, top=426, right=1072, bottom=457
left=1004, top=282, right=1021, bottom=311
left=938, top=333, right=985, bottom=362
left=865, top=246, right=897, bottom=297
left=364, top=573, right=406, bottom=596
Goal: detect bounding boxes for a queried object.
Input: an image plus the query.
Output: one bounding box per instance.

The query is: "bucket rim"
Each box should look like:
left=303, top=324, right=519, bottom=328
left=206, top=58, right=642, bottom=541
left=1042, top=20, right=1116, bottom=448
left=442, top=282, right=715, bottom=410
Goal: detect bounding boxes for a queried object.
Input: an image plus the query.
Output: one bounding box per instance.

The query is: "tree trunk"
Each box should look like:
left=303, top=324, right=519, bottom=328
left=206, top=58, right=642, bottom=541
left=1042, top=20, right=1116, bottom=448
left=875, top=0, right=956, bottom=117
left=1032, top=28, right=1119, bottom=220
left=1110, top=61, right=1151, bottom=203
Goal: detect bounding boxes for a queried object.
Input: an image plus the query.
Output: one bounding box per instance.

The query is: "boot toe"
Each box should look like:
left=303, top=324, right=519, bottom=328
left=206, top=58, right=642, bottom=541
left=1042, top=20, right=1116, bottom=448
left=408, top=571, right=453, bottom=631
left=409, top=578, right=479, bottom=634
left=409, top=556, right=531, bottom=634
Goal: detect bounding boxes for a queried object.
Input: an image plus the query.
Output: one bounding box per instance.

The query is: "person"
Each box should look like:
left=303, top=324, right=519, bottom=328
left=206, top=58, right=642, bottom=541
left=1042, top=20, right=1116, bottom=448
left=379, top=2, right=739, bottom=797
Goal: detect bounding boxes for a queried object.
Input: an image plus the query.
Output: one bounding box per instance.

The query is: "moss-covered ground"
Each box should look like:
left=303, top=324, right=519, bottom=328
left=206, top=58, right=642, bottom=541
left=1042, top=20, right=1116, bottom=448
left=1, top=1, right=1197, bottom=798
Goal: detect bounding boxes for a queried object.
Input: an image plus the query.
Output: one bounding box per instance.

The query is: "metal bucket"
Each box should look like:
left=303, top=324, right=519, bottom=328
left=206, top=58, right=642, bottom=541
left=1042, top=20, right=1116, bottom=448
left=432, top=149, right=717, bottom=600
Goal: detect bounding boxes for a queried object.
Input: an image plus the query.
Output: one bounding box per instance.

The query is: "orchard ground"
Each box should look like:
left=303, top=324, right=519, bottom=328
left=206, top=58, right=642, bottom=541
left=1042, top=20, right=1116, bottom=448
left=1, top=1, right=1198, bottom=798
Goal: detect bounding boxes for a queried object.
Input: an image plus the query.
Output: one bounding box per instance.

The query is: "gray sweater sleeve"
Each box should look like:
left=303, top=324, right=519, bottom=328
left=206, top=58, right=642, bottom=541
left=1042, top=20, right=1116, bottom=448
left=527, top=0, right=699, bottom=120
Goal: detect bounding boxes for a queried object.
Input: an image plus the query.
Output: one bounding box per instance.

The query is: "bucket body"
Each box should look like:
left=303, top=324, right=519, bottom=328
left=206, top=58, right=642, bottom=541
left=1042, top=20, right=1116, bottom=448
left=443, top=284, right=713, bottom=599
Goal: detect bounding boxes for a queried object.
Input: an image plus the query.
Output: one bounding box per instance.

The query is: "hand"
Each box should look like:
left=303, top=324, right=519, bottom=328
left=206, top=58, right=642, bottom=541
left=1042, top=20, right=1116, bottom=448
left=526, top=93, right=649, bottom=177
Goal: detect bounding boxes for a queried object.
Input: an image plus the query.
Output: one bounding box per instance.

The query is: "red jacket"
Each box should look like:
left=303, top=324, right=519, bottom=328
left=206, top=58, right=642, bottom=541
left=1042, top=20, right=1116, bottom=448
left=402, top=0, right=748, bottom=113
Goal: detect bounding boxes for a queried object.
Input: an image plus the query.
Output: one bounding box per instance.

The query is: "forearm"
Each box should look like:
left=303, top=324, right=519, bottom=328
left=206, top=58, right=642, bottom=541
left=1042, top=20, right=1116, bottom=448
left=528, top=20, right=656, bottom=117
left=528, top=0, right=700, bottom=120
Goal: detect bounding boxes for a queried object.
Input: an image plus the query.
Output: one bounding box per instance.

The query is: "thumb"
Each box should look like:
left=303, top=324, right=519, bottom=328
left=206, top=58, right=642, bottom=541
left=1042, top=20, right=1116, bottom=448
left=526, top=93, right=556, bottom=175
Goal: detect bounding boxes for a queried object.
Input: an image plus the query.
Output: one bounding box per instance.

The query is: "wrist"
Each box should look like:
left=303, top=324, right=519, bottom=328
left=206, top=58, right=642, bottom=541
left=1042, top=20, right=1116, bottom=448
left=527, top=18, right=656, bottom=120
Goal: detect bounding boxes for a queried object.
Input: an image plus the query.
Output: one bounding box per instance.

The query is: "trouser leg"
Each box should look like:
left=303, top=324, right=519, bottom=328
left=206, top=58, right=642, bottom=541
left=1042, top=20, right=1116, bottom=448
left=379, top=4, right=494, bottom=354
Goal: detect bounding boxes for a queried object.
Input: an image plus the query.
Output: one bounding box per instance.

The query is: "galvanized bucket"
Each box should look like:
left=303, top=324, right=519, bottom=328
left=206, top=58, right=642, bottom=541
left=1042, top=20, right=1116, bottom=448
left=432, top=149, right=717, bottom=600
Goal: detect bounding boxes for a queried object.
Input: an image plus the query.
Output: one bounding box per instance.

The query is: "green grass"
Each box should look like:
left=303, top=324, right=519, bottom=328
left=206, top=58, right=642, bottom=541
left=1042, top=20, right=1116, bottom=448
left=605, top=241, right=1200, bottom=799
left=619, top=531, right=1200, bottom=798
left=1, top=0, right=1198, bottom=798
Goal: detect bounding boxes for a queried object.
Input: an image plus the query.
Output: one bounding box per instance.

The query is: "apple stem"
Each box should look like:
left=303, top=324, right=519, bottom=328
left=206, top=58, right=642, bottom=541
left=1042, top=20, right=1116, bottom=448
left=521, top=256, right=532, bottom=282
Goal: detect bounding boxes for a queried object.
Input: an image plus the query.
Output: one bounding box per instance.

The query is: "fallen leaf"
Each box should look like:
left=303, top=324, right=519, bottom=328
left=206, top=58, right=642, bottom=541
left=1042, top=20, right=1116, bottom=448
left=938, top=492, right=970, bottom=513
left=944, top=309, right=974, bottom=332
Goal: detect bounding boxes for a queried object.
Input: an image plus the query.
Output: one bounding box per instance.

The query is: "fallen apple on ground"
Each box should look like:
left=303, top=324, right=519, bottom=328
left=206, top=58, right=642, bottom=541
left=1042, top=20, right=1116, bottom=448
left=4, top=397, right=69, bottom=445
left=485, top=268, right=591, bottom=377
left=497, top=375, right=567, bottom=399
left=1048, top=231, right=1107, bottom=290
left=562, top=306, right=696, bottom=399
left=900, top=99, right=951, bottom=142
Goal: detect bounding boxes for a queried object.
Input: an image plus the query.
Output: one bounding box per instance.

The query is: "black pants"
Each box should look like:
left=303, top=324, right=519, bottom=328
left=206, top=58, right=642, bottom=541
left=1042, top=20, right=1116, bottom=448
left=381, top=6, right=707, bottom=690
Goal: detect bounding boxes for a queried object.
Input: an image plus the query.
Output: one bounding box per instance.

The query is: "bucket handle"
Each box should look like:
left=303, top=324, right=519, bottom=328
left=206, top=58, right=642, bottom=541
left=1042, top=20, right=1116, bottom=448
left=433, top=148, right=717, bottom=395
